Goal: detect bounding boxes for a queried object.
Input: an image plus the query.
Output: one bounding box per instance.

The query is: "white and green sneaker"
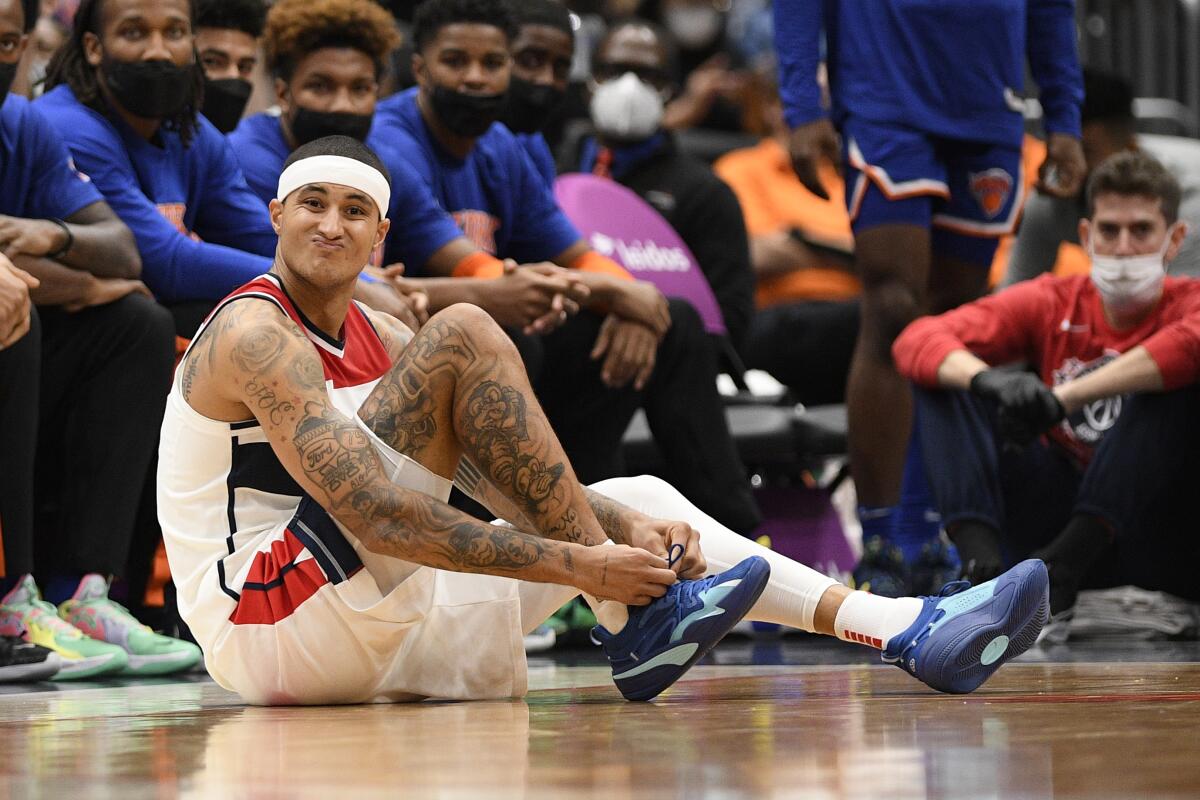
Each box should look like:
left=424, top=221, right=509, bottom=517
left=0, top=575, right=127, bottom=680
left=58, top=575, right=202, bottom=677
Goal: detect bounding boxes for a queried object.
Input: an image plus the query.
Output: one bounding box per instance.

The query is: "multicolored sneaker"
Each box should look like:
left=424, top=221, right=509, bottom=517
left=58, top=575, right=202, bottom=677
left=593, top=556, right=771, bottom=701
left=0, top=635, right=61, bottom=683
left=0, top=574, right=127, bottom=680
left=882, top=559, right=1049, bottom=694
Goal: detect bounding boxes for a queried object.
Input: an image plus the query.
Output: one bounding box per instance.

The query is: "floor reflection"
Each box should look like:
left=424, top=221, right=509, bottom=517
left=0, top=662, right=1196, bottom=798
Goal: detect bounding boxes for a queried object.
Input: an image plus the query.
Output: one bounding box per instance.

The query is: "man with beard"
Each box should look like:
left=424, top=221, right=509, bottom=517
left=372, top=0, right=761, bottom=534
left=36, top=0, right=404, bottom=334
left=194, top=0, right=265, bottom=134
left=893, top=152, right=1200, bottom=618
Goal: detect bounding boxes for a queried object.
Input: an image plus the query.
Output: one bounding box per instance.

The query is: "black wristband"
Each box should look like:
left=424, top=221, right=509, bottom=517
left=46, top=218, right=73, bottom=260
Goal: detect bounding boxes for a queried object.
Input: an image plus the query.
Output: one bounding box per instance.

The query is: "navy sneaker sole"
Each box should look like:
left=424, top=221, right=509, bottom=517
left=614, top=557, right=772, bottom=702
left=912, top=559, right=1049, bottom=694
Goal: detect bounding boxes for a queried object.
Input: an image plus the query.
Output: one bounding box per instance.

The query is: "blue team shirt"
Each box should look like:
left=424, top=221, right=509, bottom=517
left=774, top=0, right=1083, bottom=146
left=36, top=85, right=275, bottom=303
left=0, top=94, right=102, bottom=220
left=370, top=88, right=581, bottom=274
left=229, top=111, right=465, bottom=266
left=514, top=132, right=557, bottom=189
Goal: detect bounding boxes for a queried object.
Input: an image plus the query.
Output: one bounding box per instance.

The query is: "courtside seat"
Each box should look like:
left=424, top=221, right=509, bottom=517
left=621, top=402, right=848, bottom=475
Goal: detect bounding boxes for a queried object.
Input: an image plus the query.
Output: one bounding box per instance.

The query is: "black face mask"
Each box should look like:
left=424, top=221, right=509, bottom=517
left=202, top=77, right=252, bottom=134
left=429, top=86, right=506, bottom=138
left=501, top=76, right=565, bottom=134
left=103, top=58, right=194, bottom=119
left=0, top=62, right=17, bottom=108
left=288, top=105, right=374, bottom=146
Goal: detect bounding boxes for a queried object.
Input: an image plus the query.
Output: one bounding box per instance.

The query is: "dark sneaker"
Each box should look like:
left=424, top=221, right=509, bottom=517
left=0, top=635, right=61, bottom=683
left=853, top=536, right=910, bottom=598
left=911, top=536, right=962, bottom=596
left=593, top=556, right=771, bottom=701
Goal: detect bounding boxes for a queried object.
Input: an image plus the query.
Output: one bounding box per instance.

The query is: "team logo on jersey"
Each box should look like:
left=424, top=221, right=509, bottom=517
left=155, top=203, right=201, bottom=241
left=451, top=210, right=501, bottom=254
left=969, top=169, right=1013, bottom=219
left=1052, top=352, right=1122, bottom=446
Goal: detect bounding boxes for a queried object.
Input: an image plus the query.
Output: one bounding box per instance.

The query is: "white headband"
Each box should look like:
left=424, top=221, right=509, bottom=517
left=276, top=155, right=391, bottom=218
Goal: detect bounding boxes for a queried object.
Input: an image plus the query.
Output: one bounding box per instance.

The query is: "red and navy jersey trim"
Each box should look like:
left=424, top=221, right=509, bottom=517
left=227, top=496, right=363, bottom=625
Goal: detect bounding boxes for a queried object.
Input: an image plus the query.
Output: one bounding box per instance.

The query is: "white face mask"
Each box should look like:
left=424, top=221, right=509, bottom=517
left=1088, top=229, right=1176, bottom=315
left=589, top=72, right=664, bottom=143
left=665, top=6, right=723, bottom=50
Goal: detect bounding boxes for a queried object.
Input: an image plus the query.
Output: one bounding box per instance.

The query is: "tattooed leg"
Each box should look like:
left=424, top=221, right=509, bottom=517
left=358, top=304, right=607, bottom=547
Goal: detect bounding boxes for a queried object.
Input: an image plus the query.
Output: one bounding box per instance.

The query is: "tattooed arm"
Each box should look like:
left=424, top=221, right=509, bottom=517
left=197, top=300, right=673, bottom=603
left=584, top=487, right=708, bottom=578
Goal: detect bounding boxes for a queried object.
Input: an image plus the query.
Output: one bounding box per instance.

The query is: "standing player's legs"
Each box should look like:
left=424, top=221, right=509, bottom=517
left=841, top=120, right=946, bottom=576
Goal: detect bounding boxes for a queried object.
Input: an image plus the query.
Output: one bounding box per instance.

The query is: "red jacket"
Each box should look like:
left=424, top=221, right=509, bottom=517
left=894, top=274, right=1200, bottom=463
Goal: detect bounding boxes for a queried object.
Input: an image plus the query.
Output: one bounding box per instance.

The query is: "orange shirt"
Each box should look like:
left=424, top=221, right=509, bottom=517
left=715, top=138, right=860, bottom=307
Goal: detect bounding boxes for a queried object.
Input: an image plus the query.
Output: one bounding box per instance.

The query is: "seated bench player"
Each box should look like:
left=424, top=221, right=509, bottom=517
left=36, top=0, right=404, bottom=335
left=0, top=0, right=198, bottom=679
left=894, top=152, right=1200, bottom=616
left=370, top=0, right=760, bottom=533
left=159, top=135, right=1051, bottom=705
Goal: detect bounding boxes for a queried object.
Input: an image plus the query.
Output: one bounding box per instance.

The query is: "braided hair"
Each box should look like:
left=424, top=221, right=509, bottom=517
left=44, top=0, right=206, bottom=146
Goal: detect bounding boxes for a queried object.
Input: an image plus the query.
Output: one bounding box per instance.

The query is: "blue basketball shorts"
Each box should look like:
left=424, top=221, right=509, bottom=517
left=842, top=116, right=1024, bottom=267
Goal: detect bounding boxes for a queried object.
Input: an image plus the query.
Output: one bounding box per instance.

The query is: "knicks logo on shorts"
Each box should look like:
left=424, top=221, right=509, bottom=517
left=969, top=169, right=1014, bottom=219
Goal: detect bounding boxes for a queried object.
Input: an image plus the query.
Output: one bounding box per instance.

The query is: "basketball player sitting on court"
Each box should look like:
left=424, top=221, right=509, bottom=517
left=159, top=135, right=1050, bottom=706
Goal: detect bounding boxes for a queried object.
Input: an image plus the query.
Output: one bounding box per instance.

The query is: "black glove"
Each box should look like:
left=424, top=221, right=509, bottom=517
left=970, top=368, right=1065, bottom=445
left=948, top=522, right=1005, bottom=585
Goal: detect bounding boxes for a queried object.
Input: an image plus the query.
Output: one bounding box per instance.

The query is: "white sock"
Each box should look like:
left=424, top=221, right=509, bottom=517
left=582, top=594, right=629, bottom=633
left=587, top=475, right=840, bottom=633
left=832, top=591, right=924, bottom=650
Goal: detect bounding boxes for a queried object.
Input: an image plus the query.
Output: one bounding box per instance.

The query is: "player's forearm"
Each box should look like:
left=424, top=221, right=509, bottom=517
left=17, top=255, right=96, bottom=306
left=338, top=472, right=582, bottom=584
left=584, top=488, right=644, bottom=546
left=418, top=277, right=486, bottom=313
left=58, top=215, right=141, bottom=278
left=1053, top=346, right=1163, bottom=415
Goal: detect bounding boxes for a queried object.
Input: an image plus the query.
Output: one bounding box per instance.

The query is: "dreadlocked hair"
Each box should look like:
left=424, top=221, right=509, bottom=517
left=44, top=0, right=206, bottom=146
left=265, top=0, right=401, bottom=81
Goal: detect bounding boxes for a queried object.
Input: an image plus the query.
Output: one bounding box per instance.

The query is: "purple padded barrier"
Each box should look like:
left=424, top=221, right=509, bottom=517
left=554, top=173, right=727, bottom=335
left=753, top=486, right=856, bottom=576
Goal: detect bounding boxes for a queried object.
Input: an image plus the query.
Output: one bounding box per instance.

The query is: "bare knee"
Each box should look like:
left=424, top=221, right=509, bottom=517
left=859, top=278, right=922, bottom=363
left=431, top=303, right=518, bottom=356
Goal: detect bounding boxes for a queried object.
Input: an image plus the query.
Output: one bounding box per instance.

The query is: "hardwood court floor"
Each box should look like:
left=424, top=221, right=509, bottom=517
left=1, top=640, right=1198, bottom=799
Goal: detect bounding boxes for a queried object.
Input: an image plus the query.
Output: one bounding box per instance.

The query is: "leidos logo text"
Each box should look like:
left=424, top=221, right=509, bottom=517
left=590, top=233, right=690, bottom=272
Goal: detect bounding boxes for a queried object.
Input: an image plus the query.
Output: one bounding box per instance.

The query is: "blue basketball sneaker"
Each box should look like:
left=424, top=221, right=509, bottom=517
left=882, top=558, right=1049, bottom=694
left=593, top=556, right=771, bottom=701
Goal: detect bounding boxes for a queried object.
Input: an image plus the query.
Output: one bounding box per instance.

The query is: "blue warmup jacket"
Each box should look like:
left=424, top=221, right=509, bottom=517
left=774, top=0, right=1083, bottom=146
left=37, top=85, right=275, bottom=302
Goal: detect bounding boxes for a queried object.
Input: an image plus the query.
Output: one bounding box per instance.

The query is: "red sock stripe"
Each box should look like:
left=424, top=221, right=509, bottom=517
left=843, top=630, right=883, bottom=649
